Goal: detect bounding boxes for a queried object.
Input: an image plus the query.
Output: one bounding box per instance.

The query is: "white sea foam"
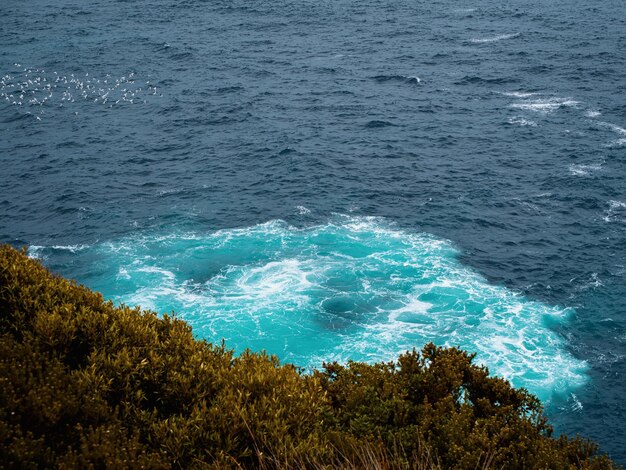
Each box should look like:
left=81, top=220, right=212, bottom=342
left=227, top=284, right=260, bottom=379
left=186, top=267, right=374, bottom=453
left=500, top=91, right=539, bottom=98
left=136, top=265, right=176, bottom=280
left=585, top=110, right=601, bottom=118
left=50, top=244, right=88, bottom=252
left=568, top=162, right=603, bottom=177
left=470, top=33, right=519, bottom=44
left=598, top=122, right=626, bottom=136
left=28, top=244, right=89, bottom=259
left=510, top=97, right=580, bottom=114
left=606, top=138, right=626, bottom=148
left=296, top=205, right=311, bottom=215
left=115, top=267, right=129, bottom=281
left=27, top=246, right=46, bottom=259
left=236, top=259, right=312, bottom=297
left=603, top=200, right=626, bottom=223
left=157, top=188, right=183, bottom=196
left=508, top=116, right=537, bottom=127
left=576, top=273, right=603, bottom=291
left=388, top=298, right=433, bottom=322
left=597, top=121, right=626, bottom=147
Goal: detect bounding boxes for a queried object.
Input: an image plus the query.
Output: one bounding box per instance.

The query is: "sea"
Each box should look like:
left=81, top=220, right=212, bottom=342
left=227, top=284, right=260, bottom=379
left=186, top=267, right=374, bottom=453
left=1, top=0, right=625, bottom=461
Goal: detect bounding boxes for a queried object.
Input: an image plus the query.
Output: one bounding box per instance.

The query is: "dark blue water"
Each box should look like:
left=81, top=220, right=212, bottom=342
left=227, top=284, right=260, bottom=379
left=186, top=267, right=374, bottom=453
left=2, top=0, right=625, bottom=461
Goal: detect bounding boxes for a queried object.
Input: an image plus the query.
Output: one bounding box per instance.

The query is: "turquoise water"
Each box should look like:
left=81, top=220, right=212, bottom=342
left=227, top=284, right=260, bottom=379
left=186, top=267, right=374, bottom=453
left=32, top=215, right=587, bottom=402
left=4, top=0, right=625, bottom=459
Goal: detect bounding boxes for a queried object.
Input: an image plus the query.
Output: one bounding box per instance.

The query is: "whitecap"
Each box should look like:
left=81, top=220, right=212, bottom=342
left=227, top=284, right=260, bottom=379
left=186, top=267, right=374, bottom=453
left=508, top=116, right=537, bottom=127
left=157, top=188, right=182, bottom=196
left=597, top=121, right=626, bottom=147
left=28, top=244, right=89, bottom=259
left=598, top=121, right=626, bottom=136
left=296, top=205, right=311, bottom=215
left=470, top=33, right=520, bottom=44
left=27, top=246, right=45, bottom=259
left=603, top=200, right=626, bottom=223
left=500, top=91, right=539, bottom=98
left=510, top=97, right=580, bottom=114
left=568, top=162, right=603, bottom=177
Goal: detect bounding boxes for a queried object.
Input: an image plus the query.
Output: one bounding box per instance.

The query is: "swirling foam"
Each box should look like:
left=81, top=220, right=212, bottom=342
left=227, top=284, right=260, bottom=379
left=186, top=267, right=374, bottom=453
left=31, top=216, right=587, bottom=401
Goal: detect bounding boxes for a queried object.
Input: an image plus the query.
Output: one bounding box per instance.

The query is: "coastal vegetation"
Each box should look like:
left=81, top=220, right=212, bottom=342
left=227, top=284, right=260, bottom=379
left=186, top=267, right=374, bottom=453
left=0, top=244, right=617, bottom=468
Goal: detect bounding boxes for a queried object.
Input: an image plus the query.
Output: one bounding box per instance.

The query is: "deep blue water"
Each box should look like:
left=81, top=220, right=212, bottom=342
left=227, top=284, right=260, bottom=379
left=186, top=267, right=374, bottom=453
left=2, top=0, right=625, bottom=461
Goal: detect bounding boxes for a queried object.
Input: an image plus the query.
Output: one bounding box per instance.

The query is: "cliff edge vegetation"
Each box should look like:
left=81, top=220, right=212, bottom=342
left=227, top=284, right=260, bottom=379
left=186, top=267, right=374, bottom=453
left=0, top=245, right=618, bottom=469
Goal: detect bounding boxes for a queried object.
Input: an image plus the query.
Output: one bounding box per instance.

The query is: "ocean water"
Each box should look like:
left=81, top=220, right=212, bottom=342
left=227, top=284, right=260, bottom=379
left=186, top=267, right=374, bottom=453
left=2, top=0, right=625, bottom=461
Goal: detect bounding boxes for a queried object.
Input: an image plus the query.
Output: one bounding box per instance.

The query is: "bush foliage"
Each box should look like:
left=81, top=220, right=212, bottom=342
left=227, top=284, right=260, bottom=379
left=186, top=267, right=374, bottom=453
left=0, top=244, right=618, bottom=468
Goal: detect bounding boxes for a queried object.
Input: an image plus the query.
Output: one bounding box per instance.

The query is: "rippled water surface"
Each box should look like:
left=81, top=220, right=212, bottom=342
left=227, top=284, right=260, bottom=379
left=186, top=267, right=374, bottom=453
left=2, top=0, right=625, bottom=461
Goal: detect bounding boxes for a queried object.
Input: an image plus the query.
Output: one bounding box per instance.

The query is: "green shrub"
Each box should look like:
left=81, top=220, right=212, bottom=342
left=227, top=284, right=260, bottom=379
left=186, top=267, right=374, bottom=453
left=0, top=245, right=618, bottom=468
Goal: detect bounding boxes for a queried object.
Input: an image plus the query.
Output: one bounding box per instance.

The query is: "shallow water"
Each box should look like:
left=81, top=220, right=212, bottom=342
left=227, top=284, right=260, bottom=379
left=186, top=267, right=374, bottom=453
left=2, top=0, right=625, bottom=460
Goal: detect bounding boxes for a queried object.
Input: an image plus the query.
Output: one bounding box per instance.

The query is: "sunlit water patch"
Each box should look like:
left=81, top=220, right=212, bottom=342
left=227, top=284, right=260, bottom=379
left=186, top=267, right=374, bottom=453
left=30, top=216, right=587, bottom=402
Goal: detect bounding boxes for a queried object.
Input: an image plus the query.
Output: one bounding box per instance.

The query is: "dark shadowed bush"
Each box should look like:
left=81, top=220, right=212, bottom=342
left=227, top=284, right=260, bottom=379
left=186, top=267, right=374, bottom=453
left=0, top=245, right=618, bottom=469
